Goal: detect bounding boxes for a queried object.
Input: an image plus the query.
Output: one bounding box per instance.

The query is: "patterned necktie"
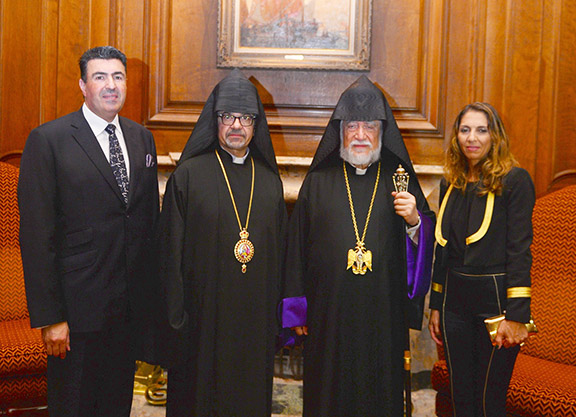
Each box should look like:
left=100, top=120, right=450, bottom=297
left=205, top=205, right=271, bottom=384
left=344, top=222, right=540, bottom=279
left=105, top=124, right=129, bottom=204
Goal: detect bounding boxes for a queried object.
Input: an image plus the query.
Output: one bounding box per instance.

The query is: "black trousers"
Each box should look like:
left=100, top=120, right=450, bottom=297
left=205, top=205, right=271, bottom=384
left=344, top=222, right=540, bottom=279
left=47, top=318, right=135, bottom=417
left=441, top=270, right=520, bottom=417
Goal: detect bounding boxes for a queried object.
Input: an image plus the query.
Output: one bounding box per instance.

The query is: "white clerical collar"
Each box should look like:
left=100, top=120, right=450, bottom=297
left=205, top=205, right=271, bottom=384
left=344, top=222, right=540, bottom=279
left=82, top=103, right=120, bottom=137
left=220, top=146, right=250, bottom=164
left=346, top=161, right=372, bottom=176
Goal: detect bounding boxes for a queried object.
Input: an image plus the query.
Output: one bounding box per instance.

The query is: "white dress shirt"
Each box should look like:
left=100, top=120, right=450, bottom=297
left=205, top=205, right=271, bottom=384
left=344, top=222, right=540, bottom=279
left=82, top=103, right=130, bottom=179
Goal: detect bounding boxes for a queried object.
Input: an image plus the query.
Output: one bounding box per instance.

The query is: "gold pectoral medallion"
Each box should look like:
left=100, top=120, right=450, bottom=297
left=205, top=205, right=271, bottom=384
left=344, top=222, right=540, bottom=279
left=234, top=229, right=254, bottom=273
left=215, top=150, right=256, bottom=274
left=347, top=242, right=373, bottom=275
left=343, top=160, right=381, bottom=276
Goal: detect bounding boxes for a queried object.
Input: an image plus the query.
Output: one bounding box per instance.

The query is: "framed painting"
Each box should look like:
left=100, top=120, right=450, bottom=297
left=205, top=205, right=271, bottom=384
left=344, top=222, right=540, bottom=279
left=217, top=0, right=372, bottom=70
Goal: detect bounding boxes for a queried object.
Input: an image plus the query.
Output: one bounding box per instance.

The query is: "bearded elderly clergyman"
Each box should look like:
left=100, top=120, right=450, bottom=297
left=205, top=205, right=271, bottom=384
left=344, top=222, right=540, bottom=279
left=281, top=76, right=435, bottom=416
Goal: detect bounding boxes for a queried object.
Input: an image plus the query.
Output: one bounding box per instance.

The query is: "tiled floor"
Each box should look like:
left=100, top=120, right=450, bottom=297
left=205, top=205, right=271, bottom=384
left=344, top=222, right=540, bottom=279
left=130, top=379, right=437, bottom=417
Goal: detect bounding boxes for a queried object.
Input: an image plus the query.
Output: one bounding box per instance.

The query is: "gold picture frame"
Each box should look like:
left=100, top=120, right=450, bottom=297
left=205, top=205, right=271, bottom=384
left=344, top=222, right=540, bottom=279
left=217, top=0, right=372, bottom=70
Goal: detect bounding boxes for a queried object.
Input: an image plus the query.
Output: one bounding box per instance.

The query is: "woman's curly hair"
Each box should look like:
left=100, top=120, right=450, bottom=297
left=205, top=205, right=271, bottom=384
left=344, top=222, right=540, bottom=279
left=445, top=102, right=518, bottom=195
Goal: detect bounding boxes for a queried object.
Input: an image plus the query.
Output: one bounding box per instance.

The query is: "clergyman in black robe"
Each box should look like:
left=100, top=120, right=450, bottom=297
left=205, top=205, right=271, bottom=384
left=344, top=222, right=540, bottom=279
left=281, top=76, right=435, bottom=416
left=157, top=69, right=287, bottom=416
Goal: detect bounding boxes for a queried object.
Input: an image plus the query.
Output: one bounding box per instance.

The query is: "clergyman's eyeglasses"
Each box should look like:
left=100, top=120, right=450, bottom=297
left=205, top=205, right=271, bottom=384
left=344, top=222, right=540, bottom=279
left=217, top=112, right=256, bottom=126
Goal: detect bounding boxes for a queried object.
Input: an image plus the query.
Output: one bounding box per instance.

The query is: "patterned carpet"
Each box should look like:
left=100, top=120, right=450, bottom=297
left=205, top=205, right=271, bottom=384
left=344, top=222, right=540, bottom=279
left=130, top=378, right=304, bottom=417
left=131, top=351, right=436, bottom=416
left=130, top=379, right=436, bottom=417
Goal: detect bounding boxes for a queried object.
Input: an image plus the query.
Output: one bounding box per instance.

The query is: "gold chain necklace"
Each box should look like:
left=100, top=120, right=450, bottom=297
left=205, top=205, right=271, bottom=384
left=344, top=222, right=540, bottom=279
left=343, top=160, right=380, bottom=275
left=215, top=149, right=255, bottom=273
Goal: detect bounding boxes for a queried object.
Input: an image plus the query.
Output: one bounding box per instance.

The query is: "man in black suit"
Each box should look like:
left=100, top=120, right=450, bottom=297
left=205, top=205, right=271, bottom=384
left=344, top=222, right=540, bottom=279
left=18, top=46, right=159, bottom=417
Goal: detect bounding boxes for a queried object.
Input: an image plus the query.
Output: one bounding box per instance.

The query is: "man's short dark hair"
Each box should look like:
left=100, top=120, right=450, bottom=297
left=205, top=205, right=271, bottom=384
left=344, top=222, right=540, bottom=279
left=79, top=46, right=127, bottom=82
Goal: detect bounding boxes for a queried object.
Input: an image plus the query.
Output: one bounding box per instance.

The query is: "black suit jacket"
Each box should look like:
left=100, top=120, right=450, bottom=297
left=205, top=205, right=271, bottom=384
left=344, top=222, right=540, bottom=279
left=429, top=167, right=535, bottom=322
left=18, top=109, right=159, bottom=334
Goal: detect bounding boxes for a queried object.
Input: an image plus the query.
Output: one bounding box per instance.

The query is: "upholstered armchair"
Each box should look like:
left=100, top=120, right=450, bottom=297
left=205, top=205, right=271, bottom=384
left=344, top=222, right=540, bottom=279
left=0, top=162, right=48, bottom=414
left=431, top=185, right=576, bottom=416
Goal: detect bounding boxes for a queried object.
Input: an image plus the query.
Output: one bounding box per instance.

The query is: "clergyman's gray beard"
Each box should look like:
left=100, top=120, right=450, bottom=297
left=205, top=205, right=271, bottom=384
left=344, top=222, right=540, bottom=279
left=225, top=132, right=247, bottom=150
left=340, top=141, right=381, bottom=167
left=225, top=139, right=245, bottom=150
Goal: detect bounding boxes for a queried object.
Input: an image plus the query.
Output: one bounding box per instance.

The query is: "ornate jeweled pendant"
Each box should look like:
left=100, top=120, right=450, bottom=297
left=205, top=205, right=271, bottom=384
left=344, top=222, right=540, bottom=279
left=234, top=229, right=254, bottom=273
left=347, top=242, right=373, bottom=275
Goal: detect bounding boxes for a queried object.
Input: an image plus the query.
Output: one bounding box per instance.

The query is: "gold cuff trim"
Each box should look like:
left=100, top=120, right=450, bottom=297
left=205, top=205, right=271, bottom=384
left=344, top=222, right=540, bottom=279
left=507, top=287, right=532, bottom=298
left=466, top=191, right=495, bottom=244
left=435, top=185, right=454, bottom=247
left=432, top=282, right=444, bottom=293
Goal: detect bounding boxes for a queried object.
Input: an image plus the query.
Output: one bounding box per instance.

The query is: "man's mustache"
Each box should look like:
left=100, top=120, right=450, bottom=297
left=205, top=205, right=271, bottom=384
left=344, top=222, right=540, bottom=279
left=227, top=129, right=246, bottom=138
left=348, top=140, right=372, bottom=148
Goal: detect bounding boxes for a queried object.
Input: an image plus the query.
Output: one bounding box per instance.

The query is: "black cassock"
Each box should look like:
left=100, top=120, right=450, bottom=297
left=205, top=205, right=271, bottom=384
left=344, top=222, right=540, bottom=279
left=281, top=74, right=434, bottom=417
left=284, top=152, right=433, bottom=417
left=158, top=147, right=286, bottom=416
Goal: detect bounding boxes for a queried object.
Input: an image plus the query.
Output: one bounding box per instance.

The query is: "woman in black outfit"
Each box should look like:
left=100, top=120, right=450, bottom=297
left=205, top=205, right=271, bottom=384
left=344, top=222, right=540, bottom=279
left=429, top=102, right=534, bottom=416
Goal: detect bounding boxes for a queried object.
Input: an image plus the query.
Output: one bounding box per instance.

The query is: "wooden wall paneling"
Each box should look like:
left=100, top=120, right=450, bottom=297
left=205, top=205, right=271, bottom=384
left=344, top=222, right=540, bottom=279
left=550, top=0, right=576, bottom=191
left=472, top=0, right=488, bottom=100
left=3, top=0, right=572, bottom=193
left=55, top=0, right=96, bottom=118
left=169, top=0, right=221, bottom=104
left=51, top=0, right=146, bottom=120
left=40, top=0, right=60, bottom=125
left=90, top=0, right=112, bottom=47
left=419, top=0, right=447, bottom=133
left=147, top=0, right=448, bottom=169
left=146, top=0, right=199, bottom=156
left=483, top=0, right=507, bottom=107
left=150, top=127, right=194, bottom=157
left=0, top=0, right=44, bottom=160
left=442, top=0, right=480, bottom=147
left=535, top=0, right=562, bottom=195
left=499, top=0, right=543, bottom=178
left=373, top=0, right=422, bottom=108
left=441, top=0, right=566, bottom=196
left=146, top=0, right=166, bottom=122
left=114, top=0, right=149, bottom=124
left=263, top=0, right=446, bottom=163
left=443, top=0, right=522, bottom=134
left=401, top=0, right=447, bottom=166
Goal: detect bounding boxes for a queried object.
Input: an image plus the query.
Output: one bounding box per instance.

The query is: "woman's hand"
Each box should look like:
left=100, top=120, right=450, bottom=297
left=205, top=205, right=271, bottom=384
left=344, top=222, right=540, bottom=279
left=494, top=319, right=528, bottom=348
left=428, top=309, right=443, bottom=345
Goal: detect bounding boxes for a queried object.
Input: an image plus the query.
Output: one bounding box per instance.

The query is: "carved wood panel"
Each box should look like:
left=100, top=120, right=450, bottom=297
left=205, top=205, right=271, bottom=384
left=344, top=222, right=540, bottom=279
left=145, top=0, right=447, bottom=167
left=0, top=0, right=575, bottom=195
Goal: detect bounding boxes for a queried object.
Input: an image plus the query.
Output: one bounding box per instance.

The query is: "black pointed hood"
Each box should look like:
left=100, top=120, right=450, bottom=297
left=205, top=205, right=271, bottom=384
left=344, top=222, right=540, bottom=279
left=179, top=69, right=278, bottom=174
left=309, top=75, right=413, bottom=174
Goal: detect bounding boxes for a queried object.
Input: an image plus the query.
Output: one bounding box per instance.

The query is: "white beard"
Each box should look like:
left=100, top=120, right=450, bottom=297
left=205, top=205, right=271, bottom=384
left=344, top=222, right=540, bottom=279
left=340, top=139, right=382, bottom=167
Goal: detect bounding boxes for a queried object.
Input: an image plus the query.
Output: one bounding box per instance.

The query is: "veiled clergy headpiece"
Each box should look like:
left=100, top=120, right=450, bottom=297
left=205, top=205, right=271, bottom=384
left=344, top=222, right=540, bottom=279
left=179, top=69, right=278, bottom=174
left=309, top=75, right=414, bottom=174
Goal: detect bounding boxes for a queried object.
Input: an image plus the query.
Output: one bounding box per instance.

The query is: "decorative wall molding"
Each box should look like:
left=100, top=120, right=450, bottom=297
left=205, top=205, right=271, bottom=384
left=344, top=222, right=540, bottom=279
left=0, top=0, right=574, bottom=196
left=144, top=0, right=448, bottom=166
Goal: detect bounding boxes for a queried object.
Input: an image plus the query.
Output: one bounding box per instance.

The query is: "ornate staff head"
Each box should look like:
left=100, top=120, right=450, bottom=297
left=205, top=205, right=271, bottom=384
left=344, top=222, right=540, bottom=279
left=393, top=164, right=409, bottom=192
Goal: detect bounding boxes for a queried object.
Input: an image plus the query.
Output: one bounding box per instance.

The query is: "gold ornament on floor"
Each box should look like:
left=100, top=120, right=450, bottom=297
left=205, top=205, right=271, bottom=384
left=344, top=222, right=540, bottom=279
left=344, top=160, right=381, bottom=275
left=215, top=150, right=255, bottom=273
left=392, top=164, right=409, bottom=192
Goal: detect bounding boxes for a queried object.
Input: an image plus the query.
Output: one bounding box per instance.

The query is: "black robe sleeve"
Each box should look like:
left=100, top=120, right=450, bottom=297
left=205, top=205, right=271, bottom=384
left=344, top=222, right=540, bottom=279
left=153, top=170, right=190, bottom=366
left=430, top=179, right=449, bottom=311
left=503, top=168, right=534, bottom=323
